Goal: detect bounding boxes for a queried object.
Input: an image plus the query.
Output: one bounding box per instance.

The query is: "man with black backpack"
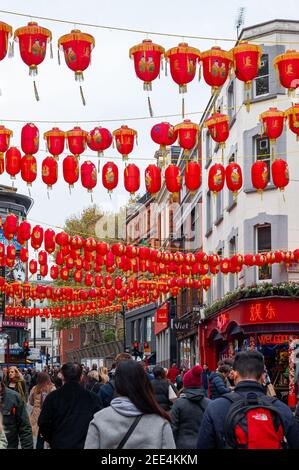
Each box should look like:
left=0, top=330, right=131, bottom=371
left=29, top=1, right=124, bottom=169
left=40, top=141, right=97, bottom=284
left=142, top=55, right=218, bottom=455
left=197, top=351, right=299, bottom=449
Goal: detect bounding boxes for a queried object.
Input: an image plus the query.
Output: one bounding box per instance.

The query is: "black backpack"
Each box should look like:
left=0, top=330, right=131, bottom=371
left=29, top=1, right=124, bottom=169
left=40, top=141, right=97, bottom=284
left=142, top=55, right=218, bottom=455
left=223, top=392, right=286, bottom=449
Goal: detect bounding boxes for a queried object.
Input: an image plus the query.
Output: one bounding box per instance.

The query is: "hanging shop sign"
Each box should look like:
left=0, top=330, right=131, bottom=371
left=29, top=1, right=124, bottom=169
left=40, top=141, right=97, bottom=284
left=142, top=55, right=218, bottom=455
left=173, top=318, right=191, bottom=331
left=257, top=334, right=299, bottom=345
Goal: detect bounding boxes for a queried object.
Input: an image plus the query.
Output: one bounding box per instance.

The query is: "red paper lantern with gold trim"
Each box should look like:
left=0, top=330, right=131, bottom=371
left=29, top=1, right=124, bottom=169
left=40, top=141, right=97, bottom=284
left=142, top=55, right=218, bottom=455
left=225, top=162, right=243, bottom=196
left=66, top=127, right=88, bottom=158
left=29, top=260, right=37, bottom=275
left=271, top=159, right=289, bottom=191
left=19, top=247, right=29, bottom=263
left=129, top=39, right=164, bottom=91
left=44, top=228, right=55, bottom=254
left=204, top=113, right=229, bottom=161
left=102, top=161, right=118, bottom=194
left=60, top=267, right=69, bottom=281
left=21, top=154, right=37, bottom=187
left=42, top=156, right=58, bottom=190
left=6, top=245, right=16, bottom=260
left=80, top=160, right=97, bottom=193
left=124, top=164, right=140, bottom=195
left=165, top=164, right=182, bottom=200
left=21, top=123, right=39, bottom=155
left=40, top=264, right=48, bottom=277
left=232, top=43, right=262, bottom=111
left=58, top=29, right=95, bottom=81
left=201, top=276, right=211, bottom=291
left=38, top=250, right=47, bottom=265
left=165, top=43, right=200, bottom=94
left=273, top=49, right=299, bottom=95
left=5, top=147, right=21, bottom=179
left=285, top=104, right=299, bottom=141
left=18, top=221, right=31, bottom=242
left=87, top=126, right=112, bottom=171
left=185, top=161, right=201, bottom=193
left=0, top=126, right=13, bottom=159
left=150, top=122, right=177, bottom=153
left=174, top=120, right=199, bottom=155
left=208, top=163, right=225, bottom=194
left=201, top=47, right=232, bottom=94
left=251, top=161, right=269, bottom=193
left=259, top=108, right=285, bottom=145
left=113, top=126, right=137, bottom=161
left=14, top=22, right=51, bottom=75
left=43, top=127, right=65, bottom=160
left=31, top=225, right=44, bottom=250
left=145, top=164, right=161, bottom=197
left=63, top=155, right=79, bottom=189
left=0, top=21, right=12, bottom=61
left=3, top=214, right=18, bottom=240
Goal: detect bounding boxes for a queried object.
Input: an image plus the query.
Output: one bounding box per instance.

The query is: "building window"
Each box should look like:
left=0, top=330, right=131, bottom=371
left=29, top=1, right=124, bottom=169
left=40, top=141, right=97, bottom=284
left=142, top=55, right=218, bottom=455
left=191, top=208, right=196, bottom=233
left=206, top=131, right=212, bottom=166
left=255, top=136, right=271, bottom=179
left=41, top=329, right=46, bottom=339
left=41, top=317, right=46, bottom=322
left=229, top=236, right=237, bottom=292
left=206, top=191, right=212, bottom=233
left=131, top=321, right=135, bottom=343
left=68, top=333, right=73, bottom=342
left=254, top=54, right=269, bottom=97
left=169, top=209, right=174, bottom=238
left=216, top=249, right=224, bottom=299
left=228, top=153, right=237, bottom=208
left=227, top=80, right=236, bottom=123
left=216, top=191, right=223, bottom=222
left=146, top=316, right=152, bottom=342
left=256, top=224, right=272, bottom=281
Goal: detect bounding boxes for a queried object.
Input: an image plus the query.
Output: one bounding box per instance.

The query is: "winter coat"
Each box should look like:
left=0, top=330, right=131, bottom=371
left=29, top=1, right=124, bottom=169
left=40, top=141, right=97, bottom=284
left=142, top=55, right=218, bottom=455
left=151, top=378, right=175, bottom=411
left=197, top=380, right=299, bottom=449
left=167, top=367, right=179, bottom=384
left=209, top=372, right=230, bottom=399
left=84, top=396, right=176, bottom=449
left=202, top=370, right=210, bottom=391
left=7, top=379, right=27, bottom=403
left=38, top=382, right=102, bottom=449
left=85, top=379, right=102, bottom=395
left=170, top=388, right=210, bottom=449
left=29, top=384, right=56, bottom=437
left=100, top=379, right=115, bottom=408
left=1, top=386, right=33, bottom=449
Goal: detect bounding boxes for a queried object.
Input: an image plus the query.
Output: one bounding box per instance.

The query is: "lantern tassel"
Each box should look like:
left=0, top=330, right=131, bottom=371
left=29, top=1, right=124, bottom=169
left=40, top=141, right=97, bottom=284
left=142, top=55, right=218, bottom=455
left=98, top=158, right=100, bottom=173
left=147, top=96, right=153, bottom=117
left=47, top=190, right=50, bottom=200
left=50, top=41, right=53, bottom=59
left=182, top=96, right=185, bottom=119
left=57, top=49, right=61, bottom=65
left=90, top=192, right=93, bottom=203
left=8, top=41, right=14, bottom=58
left=246, top=91, right=250, bottom=113
left=221, top=146, right=224, bottom=164
left=28, top=186, right=31, bottom=197
left=33, top=80, right=40, bottom=102
left=79, top=85, right=86, bottom=106
left=69, top=185, right=72, bottom=195
left=165, top=59, right=168, bottom=77
left=282, top=189, right=286, bottom=203
left=198, top=64, right=201, bottom=82
left=271, top=144, right=275, bottom=162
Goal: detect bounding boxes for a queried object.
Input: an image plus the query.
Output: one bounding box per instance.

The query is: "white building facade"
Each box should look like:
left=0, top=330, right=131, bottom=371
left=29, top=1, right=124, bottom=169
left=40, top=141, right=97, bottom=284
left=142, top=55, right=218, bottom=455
left=201, top=19, right=299, bottom=305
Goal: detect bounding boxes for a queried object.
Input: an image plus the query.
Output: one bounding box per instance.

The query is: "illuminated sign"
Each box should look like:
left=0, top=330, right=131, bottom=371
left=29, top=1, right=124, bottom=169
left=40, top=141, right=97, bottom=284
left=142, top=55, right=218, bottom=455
left=258, top=334, right=299, bottom=345
left=249, top=302, right=277, bottom=322
left=217, top=313, right=229, bottom=331
left=156, top=307, right=168, bottom=323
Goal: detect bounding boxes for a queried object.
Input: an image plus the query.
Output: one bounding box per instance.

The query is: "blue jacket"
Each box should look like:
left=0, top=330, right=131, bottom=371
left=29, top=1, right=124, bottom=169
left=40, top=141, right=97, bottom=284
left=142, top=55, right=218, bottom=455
left=197, top=380, right=299, bottom=449
left=100, top=380, right=115, bottom=408
left=202, top=370, right=210, bottom=391
left=209, top=372, right=230, bottom=399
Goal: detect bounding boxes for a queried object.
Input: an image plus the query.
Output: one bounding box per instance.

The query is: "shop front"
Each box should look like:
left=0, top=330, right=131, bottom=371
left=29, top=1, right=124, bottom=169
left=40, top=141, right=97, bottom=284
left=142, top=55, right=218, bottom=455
left=200, top=297, right=299, bottom=406
left=174, top=313, right=199, bottom=369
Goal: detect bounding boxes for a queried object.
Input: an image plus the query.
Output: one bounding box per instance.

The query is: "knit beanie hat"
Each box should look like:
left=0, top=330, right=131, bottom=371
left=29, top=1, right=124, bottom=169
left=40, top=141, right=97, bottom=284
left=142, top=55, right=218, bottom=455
left=183, top=365, right=203, bottom=388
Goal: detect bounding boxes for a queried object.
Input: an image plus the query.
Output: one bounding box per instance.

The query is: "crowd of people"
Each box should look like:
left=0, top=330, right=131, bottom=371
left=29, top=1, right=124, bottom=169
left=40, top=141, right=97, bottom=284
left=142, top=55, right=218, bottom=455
left=1, top=350, right=299, bottom=449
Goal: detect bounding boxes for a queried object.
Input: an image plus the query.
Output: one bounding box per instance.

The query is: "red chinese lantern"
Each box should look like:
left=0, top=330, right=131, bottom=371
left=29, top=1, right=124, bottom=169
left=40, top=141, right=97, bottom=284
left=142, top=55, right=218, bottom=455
left=70, top=235, right=84, bottom=250
left=201, top=47, right=232, bottom=95
left=0, top=153, right=3, bottom=175
left=0, top=126, right=13, bottom=162
left=38, top=250, right=47, bottom=265
left=165, top=164, right=182, bottom=201
left=63, top=155, right=79, bottom=189
left=42, top=156, right=58, bottom=190
left=285, top=104, right=299, bottom=141
left=204, top=113, right=229, bottom=162
left=44, top=228, right=56, bottom=254
left=66, top=127, right=88, bottom=159
left=201, top=276, right=211, bottom=291
left=124, top=164, right=140, bottom=196
left=18, top=221, right=31, bottom=242
left=150, top=122, right=178, bottom=163
left=113, top=126, right=137, bottom=161
left=80, top=161, right=97, bottom=195
left=14, top=22, right=52, bottom=100
left=102, top=161, right=119, bottom=194
left=19, top=247, right=29, bottom=263
left=6, top=245, right=16, bottom=260
left=43, top=128, right=65, bottom=160
left=174, top=120, right=199, bottom=155
left=56, top=231, right=69, bottom=247
left=29, top=260, right=37, bottom=275
left=60, top=267, right=69, bottom=281
left=251, top=161, right=269, bottom=193
left=87, top=127, right=112, bottom=171
left=3, top=214, right=18, bottom=240
left=185, top=161, right=201, bottom=193
left=74, top=269, right=83, bottom=283
left=129, top=39, right=165, bottom=116
left=165, top=43, right=200, bottom=117
left=244, top=254, right=255, bottom=267
left=5, top=147, right=21, bottom=180
left=232, top=43, right=262, bottom=111
left=31, top=225, right=44, bottom=250
left=273, top=49, right=299, bottom=95
left=40, top=264, right=48, bottom=277
left=260, top=108, right=285, bottom=160
left=21, top=155, right=37, bottom=188
left=21, top=123, right=39, bottom=155
left=208, top=163, right=225, bottom=194
left=271, top=159, right=289, bottom=191
left=225, top=162, right=243, bottom=196
left=144, top=164, right=161, bottom=197
left=58, top=29, right=95, bottom=104
left=220, top=258, right=230, bottom=274
left=0, top=21, right=12, bottom=61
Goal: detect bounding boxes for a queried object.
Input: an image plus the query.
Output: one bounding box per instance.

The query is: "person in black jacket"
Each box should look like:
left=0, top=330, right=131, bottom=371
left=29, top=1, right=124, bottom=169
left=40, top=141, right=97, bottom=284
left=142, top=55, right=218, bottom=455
left=171, top=365, right=210, bottom=448
left=38, top=362, right=102, bottom=449
left=151, top=366, right=177, bottom=411
left=197, top=351, right=299, bottom=449
left=209, top=364, right=232, bottom=399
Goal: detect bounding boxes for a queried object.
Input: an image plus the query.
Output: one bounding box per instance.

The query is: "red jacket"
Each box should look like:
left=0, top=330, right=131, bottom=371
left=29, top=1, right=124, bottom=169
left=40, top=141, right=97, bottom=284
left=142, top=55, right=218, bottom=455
left=167, top=367, right=179, bottom=384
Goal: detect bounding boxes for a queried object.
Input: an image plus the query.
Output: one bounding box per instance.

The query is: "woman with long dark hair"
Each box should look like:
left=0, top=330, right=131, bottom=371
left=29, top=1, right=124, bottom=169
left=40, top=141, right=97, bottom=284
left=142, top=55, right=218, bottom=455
left=84, top=360, right=175, bottom=449
left=29, top=372, right=55, bottom=448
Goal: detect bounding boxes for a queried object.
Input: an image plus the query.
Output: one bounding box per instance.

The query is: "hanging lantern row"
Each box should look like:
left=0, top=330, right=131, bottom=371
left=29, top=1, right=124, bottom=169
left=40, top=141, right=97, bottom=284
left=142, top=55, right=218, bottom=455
left=130, top=39, right=264, bottom=115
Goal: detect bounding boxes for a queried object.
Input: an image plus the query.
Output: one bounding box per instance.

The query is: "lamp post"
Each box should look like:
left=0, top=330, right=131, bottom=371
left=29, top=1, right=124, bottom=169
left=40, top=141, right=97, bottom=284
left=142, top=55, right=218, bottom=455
left=121, top=302, right=127, bottom=352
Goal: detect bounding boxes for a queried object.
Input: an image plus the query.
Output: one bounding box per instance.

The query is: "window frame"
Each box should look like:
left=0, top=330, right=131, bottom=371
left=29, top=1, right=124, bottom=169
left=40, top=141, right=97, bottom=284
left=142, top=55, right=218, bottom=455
left=256, top=224, right=272, bottom=282
left=253, top=54, right=269, bottom=98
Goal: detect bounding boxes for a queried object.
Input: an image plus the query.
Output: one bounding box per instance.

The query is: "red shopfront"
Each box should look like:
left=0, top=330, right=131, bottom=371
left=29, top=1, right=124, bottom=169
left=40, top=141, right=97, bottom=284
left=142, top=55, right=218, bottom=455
left=199, top=297, right=299, bottom=406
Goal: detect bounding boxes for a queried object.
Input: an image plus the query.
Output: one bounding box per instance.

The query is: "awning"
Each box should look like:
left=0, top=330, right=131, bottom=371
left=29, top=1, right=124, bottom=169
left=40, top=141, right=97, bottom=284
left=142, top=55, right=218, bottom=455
left=213, top=333, right=224, bottom=341
left=229, top=324, right=244, bottom=336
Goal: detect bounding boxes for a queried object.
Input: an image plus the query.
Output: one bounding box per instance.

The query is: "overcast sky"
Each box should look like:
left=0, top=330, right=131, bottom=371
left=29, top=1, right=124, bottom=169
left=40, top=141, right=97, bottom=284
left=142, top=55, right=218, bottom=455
left=0, top=0, right=298, bottom=231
